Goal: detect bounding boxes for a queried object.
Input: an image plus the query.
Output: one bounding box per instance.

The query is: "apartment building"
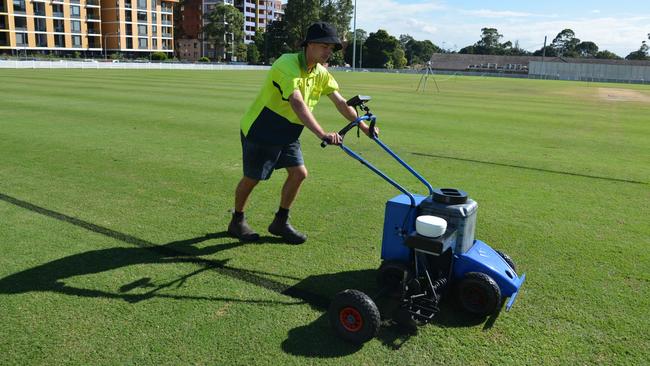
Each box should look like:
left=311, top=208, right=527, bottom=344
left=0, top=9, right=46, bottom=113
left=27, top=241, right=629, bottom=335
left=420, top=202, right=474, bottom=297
left=238, top=0, right=283, bottom=44
left=177, top=0, right=282, bottom=61
left=0, top=0, right=178, bottom=57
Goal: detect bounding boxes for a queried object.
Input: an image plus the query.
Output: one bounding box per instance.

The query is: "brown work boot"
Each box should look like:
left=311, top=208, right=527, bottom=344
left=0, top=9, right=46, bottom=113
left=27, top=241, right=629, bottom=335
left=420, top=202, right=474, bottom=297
left=268, top=215, right=307, bottom=244
left=228, top=212, right=260, bottom=242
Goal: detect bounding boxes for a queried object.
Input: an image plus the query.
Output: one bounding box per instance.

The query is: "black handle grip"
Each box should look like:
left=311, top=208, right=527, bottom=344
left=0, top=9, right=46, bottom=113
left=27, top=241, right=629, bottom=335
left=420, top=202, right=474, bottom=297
left=320, top=138, right=330, bottom=148
left=369, top=118, right=377, bottom=138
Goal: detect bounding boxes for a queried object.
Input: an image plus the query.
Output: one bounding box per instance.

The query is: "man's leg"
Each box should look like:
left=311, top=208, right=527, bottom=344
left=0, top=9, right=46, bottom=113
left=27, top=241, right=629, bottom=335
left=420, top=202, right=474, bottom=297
left=228, top=176, right=260, bottom=242
left=268, top=166, right=308, bottom=244
left=236, top=176, right=259, bottom=212
left=280, top=165, right=308, bottom=209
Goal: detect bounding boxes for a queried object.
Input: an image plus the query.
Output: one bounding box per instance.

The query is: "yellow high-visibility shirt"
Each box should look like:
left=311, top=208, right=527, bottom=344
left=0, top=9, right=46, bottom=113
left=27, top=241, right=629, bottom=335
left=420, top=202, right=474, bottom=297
left=240, top=50, right=339, bottom=145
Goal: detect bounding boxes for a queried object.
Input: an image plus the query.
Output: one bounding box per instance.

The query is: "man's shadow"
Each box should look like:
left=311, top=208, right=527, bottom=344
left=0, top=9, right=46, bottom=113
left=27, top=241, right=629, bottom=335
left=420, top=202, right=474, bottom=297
left=0, top=231, right=301, bottom=305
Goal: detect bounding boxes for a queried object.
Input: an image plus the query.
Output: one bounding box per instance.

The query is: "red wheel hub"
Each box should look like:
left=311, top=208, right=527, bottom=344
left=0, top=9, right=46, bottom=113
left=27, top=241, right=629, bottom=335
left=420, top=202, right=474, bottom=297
left=339, top=307, right=363, bottom=332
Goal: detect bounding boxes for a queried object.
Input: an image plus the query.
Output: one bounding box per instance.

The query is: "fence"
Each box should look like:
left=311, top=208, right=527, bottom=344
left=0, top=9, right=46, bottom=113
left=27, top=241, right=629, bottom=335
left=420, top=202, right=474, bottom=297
left=0, top=60, right=271, bottom=71
left=529, top=61, right=650, bottom=84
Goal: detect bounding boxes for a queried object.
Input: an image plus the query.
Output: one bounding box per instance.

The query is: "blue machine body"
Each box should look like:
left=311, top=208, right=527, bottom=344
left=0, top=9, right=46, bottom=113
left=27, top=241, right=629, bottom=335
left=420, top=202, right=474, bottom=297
left=454, top=240, right=526, bottom=311
left=381, top=194, right=427, bottom=262
left=336, top=114, right=526, bottom=311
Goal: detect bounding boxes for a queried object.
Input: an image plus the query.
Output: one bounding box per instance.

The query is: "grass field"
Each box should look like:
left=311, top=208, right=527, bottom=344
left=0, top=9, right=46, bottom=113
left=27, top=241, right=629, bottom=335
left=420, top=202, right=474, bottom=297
left=1, top=68, right=649, bottom=365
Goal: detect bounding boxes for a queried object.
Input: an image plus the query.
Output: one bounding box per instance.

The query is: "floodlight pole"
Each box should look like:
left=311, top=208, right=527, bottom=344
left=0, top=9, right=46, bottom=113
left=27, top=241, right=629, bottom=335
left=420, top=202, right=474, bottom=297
left=352, top=0, right=357, bottom=71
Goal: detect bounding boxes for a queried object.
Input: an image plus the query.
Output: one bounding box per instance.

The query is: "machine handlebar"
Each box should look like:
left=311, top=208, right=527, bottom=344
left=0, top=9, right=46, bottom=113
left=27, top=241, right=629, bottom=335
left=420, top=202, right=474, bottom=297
left=321, top=115, right=374, bottom=148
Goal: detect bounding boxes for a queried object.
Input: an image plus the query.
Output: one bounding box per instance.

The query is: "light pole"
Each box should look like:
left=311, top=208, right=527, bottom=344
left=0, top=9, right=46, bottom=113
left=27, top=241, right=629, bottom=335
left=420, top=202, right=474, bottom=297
left=352, top=0, right=357, bottom=71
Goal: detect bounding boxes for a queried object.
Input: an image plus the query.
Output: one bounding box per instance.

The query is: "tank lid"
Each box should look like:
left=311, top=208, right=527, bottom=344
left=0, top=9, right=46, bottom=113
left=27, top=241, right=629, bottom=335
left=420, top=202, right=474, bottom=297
left=433, top=188, right=468, bottom=205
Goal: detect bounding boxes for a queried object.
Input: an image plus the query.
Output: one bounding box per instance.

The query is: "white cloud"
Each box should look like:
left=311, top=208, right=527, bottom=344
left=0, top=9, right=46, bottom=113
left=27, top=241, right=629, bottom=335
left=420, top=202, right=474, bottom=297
left=463, top=9, right=533, bottom=18
left=352, top=2, right=649, bottom=56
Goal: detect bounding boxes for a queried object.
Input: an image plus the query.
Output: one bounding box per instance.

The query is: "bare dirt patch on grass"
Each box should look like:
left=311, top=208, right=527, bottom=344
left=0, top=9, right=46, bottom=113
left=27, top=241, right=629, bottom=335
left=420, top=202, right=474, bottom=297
left=597, top=88, right=650, bottom=103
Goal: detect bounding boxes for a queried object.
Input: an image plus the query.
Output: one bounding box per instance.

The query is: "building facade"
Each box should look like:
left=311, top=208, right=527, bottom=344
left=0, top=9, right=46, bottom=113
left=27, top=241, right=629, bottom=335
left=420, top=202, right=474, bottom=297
left=0, top=0, right=178, bottom=57
left=177, top=0, right=282, bottom=61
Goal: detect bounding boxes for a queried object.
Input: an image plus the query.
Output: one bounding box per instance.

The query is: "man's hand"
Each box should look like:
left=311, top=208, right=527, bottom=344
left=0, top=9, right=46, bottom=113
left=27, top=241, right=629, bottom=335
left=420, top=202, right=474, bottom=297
left=359, top=122, right=379, bottom=137
left=322, top=132, right=343, bottom=145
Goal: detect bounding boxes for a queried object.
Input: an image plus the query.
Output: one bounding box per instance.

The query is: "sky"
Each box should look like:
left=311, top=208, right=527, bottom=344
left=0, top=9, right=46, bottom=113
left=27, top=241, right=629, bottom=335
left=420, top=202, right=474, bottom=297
left=339, top=0, right=649, bottom=57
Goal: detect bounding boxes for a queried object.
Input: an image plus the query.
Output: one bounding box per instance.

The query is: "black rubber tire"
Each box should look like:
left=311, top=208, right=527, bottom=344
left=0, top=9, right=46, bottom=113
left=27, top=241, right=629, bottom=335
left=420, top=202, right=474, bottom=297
left=457, top=272, right=501, bottom=316
left=329, top=289, right=381, bottom=344
left=496, top=250, right=517, bottom=272
left=376, top=260, right=412, bottom=296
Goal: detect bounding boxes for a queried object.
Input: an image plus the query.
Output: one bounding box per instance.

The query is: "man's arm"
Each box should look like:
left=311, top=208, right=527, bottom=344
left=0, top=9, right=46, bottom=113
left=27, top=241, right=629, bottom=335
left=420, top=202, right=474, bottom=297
left=328, top=91, right=377, bottom=136
left=288, top=90, right=342, bottom=144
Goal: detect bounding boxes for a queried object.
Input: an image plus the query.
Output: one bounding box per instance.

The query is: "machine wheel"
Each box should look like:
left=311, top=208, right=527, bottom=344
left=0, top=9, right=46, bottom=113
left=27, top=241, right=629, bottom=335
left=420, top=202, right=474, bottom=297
left=377, top=260, right=412, bottom=297
left=496, top=250, right=517, bottom=272
left=457, top=272, right=501, bottom=316
left=329, top=289, right=381, bottom=343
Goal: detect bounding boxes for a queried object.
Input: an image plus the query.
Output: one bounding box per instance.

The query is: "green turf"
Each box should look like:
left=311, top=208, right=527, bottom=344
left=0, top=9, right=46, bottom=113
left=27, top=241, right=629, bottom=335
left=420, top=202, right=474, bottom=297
left=1, top=69, right=649, bottom=365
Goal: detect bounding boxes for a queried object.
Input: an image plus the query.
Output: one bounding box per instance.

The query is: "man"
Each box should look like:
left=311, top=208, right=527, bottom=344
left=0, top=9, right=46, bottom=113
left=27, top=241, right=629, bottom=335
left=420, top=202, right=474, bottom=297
left=228, top=21, right=375, bottom=244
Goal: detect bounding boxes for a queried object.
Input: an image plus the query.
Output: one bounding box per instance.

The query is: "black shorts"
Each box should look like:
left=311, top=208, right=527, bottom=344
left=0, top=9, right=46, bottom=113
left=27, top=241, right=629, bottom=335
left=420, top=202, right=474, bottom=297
left=241, top=132, right=304, bottom=180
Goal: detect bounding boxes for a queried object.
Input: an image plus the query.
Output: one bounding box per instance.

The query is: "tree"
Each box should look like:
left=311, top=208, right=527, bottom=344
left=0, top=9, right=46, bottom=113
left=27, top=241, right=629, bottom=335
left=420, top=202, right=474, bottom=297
left=261, top=20, right=291, bottom=64
left=281, top=0, right=354, bottom=63
left=404, top=38, right=440, bottom=65
left=626, top=41, right=648, bottom=60
left=246, top=43, right=260, bottom=64
left=203, top=4, right=244, bottom=61
left=363, top=29, right=400, bottom=68
left=320, top=0, right=353, bottom=47
left=460, top=27, right=511, bottom=55
left=392, top=48, right=407, bottom=69
left=476, top=27, right=503, bottom=53
left=551, top=29, right=580, bottom=57
left=533, top=45, right=557, bottom=57
left=344, top=28, right=367, bottom=66
left=595, top=50, right=622, bottom=60
left=283, top=0, right=321, bottom=48
left=575, top=41, right=598, bottom=57
left=502, top=40, right=530, bottom=56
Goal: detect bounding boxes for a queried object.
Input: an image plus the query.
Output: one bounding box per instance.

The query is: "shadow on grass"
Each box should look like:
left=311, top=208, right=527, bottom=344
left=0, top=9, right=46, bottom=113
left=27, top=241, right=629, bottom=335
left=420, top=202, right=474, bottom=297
left=0, top=192, right=315, bottom=305
left=1, top=192, right=495, bottom=357
left=0, top=230, right=308, bottom=304
left=280, top=269, right=492, bottom=357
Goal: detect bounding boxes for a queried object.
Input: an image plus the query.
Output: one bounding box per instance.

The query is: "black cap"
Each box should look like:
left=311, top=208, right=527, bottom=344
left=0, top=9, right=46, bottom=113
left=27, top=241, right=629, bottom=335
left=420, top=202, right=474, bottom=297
left=301, top=22, right=342, bottom=51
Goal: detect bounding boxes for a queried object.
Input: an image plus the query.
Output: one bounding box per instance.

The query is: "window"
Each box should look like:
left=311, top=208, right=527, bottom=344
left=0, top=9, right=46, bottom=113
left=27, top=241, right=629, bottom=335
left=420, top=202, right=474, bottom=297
left=0, top=32, right=7, bottom=46
left=72, top=35, right=81, bottom=47
left=126, top=37, right=132, bottom=48
left=52, top=4, right=64, bottom=17
left=71, top=20, right=81, bottom=33
left=14, top=16, right=27, bottom=30
left=138, top=37, right=147, bottom=49
left=137, top=10, right=146, bottom=22
left=151, top=12, right=156, bottom=23
left=150, top=0, right=155, bottom=11
left=137, top=0, right=145, bottom=9
left=32, top=2, right=45, bottom=16
left=54, top=34, right=65, bottom=47
left=70, top=5, right=80, bottom=18
left=151, top=38, right=156, bottom=49
left=0, top=0, right=6, bottom=12
left=0, top=15, right=6, bottom=29
left=125, top=10, right=132, bottom=22
left=15, top=32, right=27, bottom=45
left=138, top=24, right=146, bottom=35
left=34, top=17, right=46, bottom=32
left=12, top=0, right=26, bottom=13
left=151, top=25, right=156, bottom=35
left=53, top=19, right=64, bottom=32
left=36, top=33, right=47, bottom=47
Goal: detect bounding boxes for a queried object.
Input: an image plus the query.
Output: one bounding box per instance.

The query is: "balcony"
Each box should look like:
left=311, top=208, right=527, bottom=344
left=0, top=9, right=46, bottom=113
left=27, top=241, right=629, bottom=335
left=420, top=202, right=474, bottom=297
left=86, top=13, right=100, bottom=21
